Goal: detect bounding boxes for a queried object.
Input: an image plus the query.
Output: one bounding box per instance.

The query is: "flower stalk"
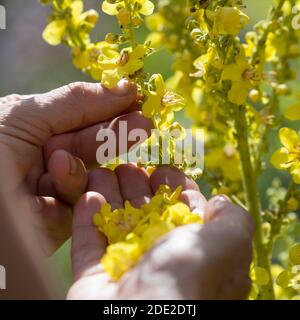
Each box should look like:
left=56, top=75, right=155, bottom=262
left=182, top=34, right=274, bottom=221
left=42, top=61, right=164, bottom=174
left=234, top=105, right=275, bottom=300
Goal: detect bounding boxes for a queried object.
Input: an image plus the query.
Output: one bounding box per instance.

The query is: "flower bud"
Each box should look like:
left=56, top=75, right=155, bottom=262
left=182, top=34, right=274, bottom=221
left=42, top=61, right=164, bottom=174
left=275, top=84, right=290, bottom=95
left=249, top=89, right=261, bottom=102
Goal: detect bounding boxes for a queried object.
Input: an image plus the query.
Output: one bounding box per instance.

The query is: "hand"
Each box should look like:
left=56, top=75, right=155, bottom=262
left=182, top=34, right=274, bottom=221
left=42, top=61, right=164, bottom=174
left=0, top=81, right=152, bottom=255
left=67, top=165, right=254, bottom=300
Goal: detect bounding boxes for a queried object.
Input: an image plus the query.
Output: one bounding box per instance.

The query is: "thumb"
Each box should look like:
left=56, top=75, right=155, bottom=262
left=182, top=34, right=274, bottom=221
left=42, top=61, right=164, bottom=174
left=71, top=192, right=107, bottom=282
left=4, top=80, right=137, bottom=145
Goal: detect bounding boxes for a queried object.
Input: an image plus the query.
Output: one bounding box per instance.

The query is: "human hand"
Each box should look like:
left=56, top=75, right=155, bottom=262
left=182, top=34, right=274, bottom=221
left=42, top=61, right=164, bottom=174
left=0, top=81, right=152, bottom=255
left=67, top=165, right=254, bottom=300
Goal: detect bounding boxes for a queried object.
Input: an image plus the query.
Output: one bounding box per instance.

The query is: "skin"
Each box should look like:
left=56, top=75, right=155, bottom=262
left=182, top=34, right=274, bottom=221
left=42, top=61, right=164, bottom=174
left=0, top=81, right=254, bottom=300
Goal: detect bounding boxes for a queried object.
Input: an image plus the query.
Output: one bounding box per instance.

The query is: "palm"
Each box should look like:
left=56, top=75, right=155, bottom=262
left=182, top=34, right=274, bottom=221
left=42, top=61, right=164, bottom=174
left=68, top=165, right=254, bottom=300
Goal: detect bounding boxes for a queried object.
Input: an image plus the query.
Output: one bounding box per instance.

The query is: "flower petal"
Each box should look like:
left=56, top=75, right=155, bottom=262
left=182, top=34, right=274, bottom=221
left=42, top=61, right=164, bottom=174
left=140, top=0, right=155, bottom=16
left=102, top=1, right=119, bottom=15
left=228, top=82, right=249, bottom=105
left=42, top=20, right=67, bottom=46
left=271, top=148, right=294, bottom=169
left=101, top=69, right=121, bottom=89
left=221, top=64, right=243, bottom=82
left=70, top=0, right=84, bottom=16
left=279, top=127, right=300, bottom=150
left=142, top=92, right=161, bottom=118
left=154, top=74, right=166, bottom=97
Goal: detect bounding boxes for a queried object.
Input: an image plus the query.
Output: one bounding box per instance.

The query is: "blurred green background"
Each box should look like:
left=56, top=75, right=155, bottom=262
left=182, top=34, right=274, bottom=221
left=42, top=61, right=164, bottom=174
left=0, top=0, right=298, bottom=296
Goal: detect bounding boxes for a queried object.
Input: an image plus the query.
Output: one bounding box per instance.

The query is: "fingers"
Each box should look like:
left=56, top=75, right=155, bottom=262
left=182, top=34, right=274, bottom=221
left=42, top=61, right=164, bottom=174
left=2, top=81, right=138, bottom=148
left=87, top=168, right=123, bottom=210
left=119, top=195, right=254, bottom=300
left=150, top=166, right=200, bottom=192
left=204, top=195, right=255, bottom=237
left=180, top=190, right=207, bottom=216
left=115, top=164, right=153, bottom=208
left=0, top=94, right=21, bottom=105
left=30, top=196, right=72, bottom=255
left=44, top=111, right=153, bottom=168
left=39, top=80, right=138, bottom=137
left=71, top=192, right=107, bottom=282
left=150, top=166, right=206, bottom=215
left=44, top=150, right=88, bottom=205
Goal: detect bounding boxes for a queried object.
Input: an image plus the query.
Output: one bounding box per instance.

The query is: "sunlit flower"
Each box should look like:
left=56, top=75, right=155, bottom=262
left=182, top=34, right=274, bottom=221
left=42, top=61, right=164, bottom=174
left=221, top=48, right=256, bottom=105
left=205, top=145, right=241, bottom=181
left=271, top=128, right=300, bottom=184
left=142, top=74, right=184, bottom=128
left=43, top=0, right=98, bottom=46
left=72, top=42, right=119, bottom=80
left=99, top=44, right=147, bottom=88
left=94, top=184, right=203, bottom=280
left=206, top=6, right=249, bottom=36
left=102, top=0, right=154, bottom=26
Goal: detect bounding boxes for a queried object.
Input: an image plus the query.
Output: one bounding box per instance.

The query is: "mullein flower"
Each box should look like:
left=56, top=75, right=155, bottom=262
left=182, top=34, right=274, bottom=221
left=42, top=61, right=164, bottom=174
left=206, top=6, right=249, bottom=36
left=72, top=42, right=119, bottom=80
left=42, top=0, right=99, bottom=46
left=221, top=48, right=256, bottom=105
left=102, top=0, right=154, bottom=26
left=94, top=185, right=203, bottom=281
left=99, top=44, right=148, bottom=88
left=271, top=128, right=300, bottom=184
left=142, top=74, right=184, bottom=128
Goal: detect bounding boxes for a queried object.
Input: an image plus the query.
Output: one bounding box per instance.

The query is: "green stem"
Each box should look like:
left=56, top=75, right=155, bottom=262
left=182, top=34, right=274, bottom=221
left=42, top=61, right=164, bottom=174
left=124, top=0, right=137, bottom=49
left=267, top=181, right=296, bottom=252
left=233, top=105, right=275, bottom=300
left=250, top=0, right=285, bottom=66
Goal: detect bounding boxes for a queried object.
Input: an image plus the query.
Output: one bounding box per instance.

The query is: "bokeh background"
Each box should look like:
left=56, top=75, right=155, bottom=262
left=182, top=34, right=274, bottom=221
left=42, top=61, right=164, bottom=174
left=0, top=0, right=298, bottom=295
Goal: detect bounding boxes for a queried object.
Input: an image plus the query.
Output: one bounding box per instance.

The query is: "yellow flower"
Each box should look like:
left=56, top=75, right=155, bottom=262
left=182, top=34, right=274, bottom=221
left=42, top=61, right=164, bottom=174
left=205, top=145, right=241, bottom=182
left=72, top=42, right=118, bottom=80
left=43, top=0, right=98, bottom=46
left=43, top=20, right=68, bottom=46
left=221, top=48, right=255, bottom=105
left=265, top=32, right=289, bottom=62
left=94, top=184, right=203, bottom=280
left=142, top=74, right=184, bottom=128
left=99, top=44, right=147, bottom=88
left=102, top=0, right=154, bottom=26
left=101, top=236, right=143, bottom=281
left=206, top=6, right=249, bottom=36
left=271, top=128, right=300, bottom=184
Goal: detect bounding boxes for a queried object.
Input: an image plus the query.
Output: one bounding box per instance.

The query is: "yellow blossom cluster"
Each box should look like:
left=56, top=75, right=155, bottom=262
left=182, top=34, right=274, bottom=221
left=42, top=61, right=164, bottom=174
left=42, top=0, right=99, bottom=46
left=272, top=128, right=300, bottom=184
left=93, top=185, right=203, bottom=280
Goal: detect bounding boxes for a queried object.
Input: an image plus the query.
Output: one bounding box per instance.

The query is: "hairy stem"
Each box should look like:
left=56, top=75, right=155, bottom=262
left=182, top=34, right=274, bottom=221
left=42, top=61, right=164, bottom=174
left=234, top=105, right=275, bottom=300
left=124, top=0, right=137, bottom=49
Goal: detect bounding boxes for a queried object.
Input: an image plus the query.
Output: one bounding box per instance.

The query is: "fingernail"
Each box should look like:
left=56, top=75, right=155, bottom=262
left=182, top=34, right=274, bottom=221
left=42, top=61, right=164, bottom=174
left=213, top=195, right=231, bottom=210
left=111, top=79, right=135, bottom=96
left=69, top=155, right=77, bottom=176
